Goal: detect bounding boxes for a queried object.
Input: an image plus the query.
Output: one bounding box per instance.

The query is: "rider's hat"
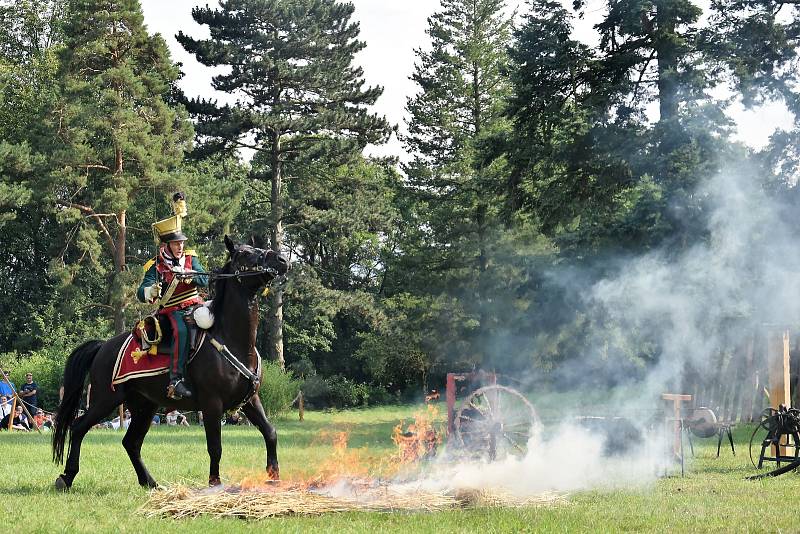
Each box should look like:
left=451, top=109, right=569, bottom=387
left=152, top=192, right=189, bottom=244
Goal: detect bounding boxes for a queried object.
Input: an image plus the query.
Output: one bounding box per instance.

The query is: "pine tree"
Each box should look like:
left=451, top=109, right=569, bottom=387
left=402, top=0, right=513, bottom=367
left=178, top=0, right=392, bottom=368
left=45, top=0, right=192, bottom=333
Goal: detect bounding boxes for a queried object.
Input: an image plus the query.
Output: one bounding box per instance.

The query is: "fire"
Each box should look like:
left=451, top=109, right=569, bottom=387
left=227, top=406, right=445, bottom=492
left=314, top=431, right=371, bottom=481
left=392, top=404, right=442, bottom=464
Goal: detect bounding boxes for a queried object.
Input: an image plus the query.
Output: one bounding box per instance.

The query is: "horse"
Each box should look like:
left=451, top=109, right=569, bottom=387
left=52, top=235, right=290, bottom=489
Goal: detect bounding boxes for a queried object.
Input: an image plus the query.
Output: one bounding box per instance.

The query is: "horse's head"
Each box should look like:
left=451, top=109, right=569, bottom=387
left=224, top=235, right=290, bottom=290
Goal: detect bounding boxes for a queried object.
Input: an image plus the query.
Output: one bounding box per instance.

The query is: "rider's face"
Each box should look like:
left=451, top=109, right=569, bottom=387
left=168, top=240, right=185, bottom=257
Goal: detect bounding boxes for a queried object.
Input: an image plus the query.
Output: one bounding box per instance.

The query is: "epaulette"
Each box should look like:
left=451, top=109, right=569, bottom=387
left=142, top=257, right=156, bottom=273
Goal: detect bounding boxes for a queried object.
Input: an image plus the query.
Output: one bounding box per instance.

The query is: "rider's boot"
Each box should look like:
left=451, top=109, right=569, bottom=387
left=167, top=375, right=192, bottom=400
left=167, top=314, right=193, bottom=400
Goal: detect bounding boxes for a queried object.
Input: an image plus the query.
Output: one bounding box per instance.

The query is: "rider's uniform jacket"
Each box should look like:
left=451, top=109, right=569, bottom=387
left=137, top=248, right=209, bottom=312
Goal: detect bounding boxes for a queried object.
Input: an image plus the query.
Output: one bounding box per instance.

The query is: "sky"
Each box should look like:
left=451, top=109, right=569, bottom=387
left=138, top=0, right=794, bottom=161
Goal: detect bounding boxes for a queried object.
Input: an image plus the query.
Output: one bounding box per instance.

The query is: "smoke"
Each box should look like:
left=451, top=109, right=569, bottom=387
left=406, top=423, right=664, bottom=495
left=400, top=162, right=800, bottom=495
left=578, top=163, right=800, bottom=396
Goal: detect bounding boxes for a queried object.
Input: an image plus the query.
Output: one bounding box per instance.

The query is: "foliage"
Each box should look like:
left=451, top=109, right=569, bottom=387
left=3, top=0, right=800, bottom=406
left=301, top=374, right=372, bottom=409
left=257, top=361, right=302, bottom=420
left=39, top=0, right=194, bottom=333
left=400, top=0, right=517, bottom=371
left=178, top=0, right=393, bottom=366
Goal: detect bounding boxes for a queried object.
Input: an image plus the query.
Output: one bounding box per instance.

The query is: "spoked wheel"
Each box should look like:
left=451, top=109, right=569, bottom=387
left=749, top=408, right=800, bottom=469
left=454, top=385, right=540, bottom=461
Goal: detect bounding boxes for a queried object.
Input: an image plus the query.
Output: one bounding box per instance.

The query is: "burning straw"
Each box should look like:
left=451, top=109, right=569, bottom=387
left=141, top=481, right=566, bottom=519
left=142, top=412, right=566, bottom=520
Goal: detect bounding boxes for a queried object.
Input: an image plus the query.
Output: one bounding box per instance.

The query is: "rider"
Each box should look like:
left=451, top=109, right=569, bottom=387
left=137, top=193, right=208, bottom=400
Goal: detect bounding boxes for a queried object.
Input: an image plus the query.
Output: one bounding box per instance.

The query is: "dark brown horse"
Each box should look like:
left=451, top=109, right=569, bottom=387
left=52, top=236, right=289, bottom=489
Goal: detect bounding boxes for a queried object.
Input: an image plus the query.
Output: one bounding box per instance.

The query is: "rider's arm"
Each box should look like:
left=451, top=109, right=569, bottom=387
left=190, top=256, right=209, bottom=288
left=137, top=260, right=158, bottom=303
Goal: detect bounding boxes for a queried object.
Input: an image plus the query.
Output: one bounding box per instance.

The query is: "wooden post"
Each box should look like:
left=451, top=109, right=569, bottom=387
left=118, top=404, right=124, bottom=430
left=7, top=395, right=15, bottom=431
left=767, top=330, right=791, bottom=409
left=767, top=329, right=791, bottom=455
left=662, top=393, right=692, bottom=458
left=298, top=390, right=304, bottom=422
left=446, top=373, right=456, bottom=436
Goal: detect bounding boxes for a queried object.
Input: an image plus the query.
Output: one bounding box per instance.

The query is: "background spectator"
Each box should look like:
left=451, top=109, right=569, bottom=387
left=19, top=373, right=38, bottom=412
left=111, top=409, right=131, bottom=430
left=0, top=370, right=15, bottom=398
left=33, top=409, right=46, bottom=429
left=225, top=411, right=242, bottom=426
left=0, top=395, right=11, bottom=418
left=166, top=410, right=189, bottom=427
left=1, top=405, right=30, bottom=431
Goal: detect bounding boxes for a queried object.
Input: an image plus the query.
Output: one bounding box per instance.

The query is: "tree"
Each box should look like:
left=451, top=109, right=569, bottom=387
left=0, top=0, right=66, bottom=349
left=44, top=0, right=192, bottom=333
left=402, top=0, right=514, bottom=368
left=178, top=0, right=392, bottom=368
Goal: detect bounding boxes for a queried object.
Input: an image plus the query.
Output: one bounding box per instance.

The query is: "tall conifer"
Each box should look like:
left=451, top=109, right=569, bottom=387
left=47, top=0, right=192, bottom=333
left=403, top=0, right=513, bottom=365
left=178, top=0, right=391, bottom=368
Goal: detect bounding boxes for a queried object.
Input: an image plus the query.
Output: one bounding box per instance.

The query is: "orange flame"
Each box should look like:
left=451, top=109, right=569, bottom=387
left=392, top=404, right=442, bottom=464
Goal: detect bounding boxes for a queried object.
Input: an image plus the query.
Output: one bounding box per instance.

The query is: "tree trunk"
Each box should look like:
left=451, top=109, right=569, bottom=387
left=654, top=4, right=678, bottom=123
left=268, top=131, right=285, bottom=369
left=113, top=209, right=126, bottom=334
left=113, top=143, right=126, bottom=335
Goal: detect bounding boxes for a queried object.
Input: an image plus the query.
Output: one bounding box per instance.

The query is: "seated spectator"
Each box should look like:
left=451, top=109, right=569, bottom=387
left=0, top=395, right=11, bottom=419
left=166, top=410, right=189, bottom=427
left=1, top=405, right=31, bottom=431
left=0, top=370, right=15, bottom=398
left=42, top=413, right=53, bottom=431
left=152, top=414, right=160, bottom=426
left=19, top=373, right=38, bottom=412
left=110, top=410, right=131, bottom=430
left=33, top=409, right=46, bottom=429
left=225, top=411, right=242, bottom=426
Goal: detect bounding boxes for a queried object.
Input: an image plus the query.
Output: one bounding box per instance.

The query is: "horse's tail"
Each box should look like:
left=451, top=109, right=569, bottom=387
left=52, top=340, right=103, bottom=465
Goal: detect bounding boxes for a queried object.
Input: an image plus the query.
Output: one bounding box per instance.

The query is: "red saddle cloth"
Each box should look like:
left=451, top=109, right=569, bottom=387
left=112, top=334, right=171, bottom=386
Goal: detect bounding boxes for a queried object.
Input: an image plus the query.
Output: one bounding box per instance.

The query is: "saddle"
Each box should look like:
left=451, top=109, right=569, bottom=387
left=131, top=305, right=205, bottom=362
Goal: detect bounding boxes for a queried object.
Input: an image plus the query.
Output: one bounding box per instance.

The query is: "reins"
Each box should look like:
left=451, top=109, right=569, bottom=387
left=182, top=261, right=287, bottom=407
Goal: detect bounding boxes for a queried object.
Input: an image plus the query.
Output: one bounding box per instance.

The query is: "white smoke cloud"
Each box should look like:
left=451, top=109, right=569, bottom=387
left=395, top=422, right=665, bottom=496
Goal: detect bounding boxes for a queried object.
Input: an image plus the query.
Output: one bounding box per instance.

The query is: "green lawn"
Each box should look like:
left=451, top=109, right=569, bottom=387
left=1, top=404, right=798, bottom=533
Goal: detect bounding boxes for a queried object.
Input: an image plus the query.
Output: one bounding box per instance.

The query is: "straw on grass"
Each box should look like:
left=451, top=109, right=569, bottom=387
left=141, top=484, right=566, bottom=519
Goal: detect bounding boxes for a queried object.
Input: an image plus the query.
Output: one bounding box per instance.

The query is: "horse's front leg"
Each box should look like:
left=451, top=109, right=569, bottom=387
left=201, top=401, right=224, bottom=486
left=241, top=394, right=279, bottom=480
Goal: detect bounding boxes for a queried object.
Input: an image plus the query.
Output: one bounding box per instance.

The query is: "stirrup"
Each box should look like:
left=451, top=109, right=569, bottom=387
left=167, top=378, right=192, bottom=400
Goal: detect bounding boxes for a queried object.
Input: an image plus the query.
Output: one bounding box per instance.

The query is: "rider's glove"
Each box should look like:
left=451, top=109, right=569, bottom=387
left=144, top=282, right=161, bottom=301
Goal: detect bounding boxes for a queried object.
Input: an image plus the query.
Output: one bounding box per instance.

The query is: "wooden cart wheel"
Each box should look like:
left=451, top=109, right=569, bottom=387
left=454, top=385, right=540, bottom=461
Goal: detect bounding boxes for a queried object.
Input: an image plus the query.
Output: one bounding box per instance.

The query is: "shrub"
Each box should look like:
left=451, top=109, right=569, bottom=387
left=257, top=361, right=302, bottom=419
left=302, top=374, right=373, bottom=409
left=3, top=347, right=69, bottom=412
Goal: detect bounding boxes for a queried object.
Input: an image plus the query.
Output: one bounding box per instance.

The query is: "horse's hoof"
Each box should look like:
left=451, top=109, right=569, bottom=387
left=54, top=476, right=70, bottom=491
left=209, top=476, right=222, bottom=487
left=267, top=466, right=280, bottom=481
left=141, top=479, right=159, bottom=489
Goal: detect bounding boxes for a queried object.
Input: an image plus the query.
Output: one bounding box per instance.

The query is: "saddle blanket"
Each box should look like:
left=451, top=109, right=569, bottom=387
left=111, top=333, right=205, bottom=386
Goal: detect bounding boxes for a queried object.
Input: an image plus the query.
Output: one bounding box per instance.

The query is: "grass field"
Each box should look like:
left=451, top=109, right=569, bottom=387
left=2, top=403, right=799, bottom=533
